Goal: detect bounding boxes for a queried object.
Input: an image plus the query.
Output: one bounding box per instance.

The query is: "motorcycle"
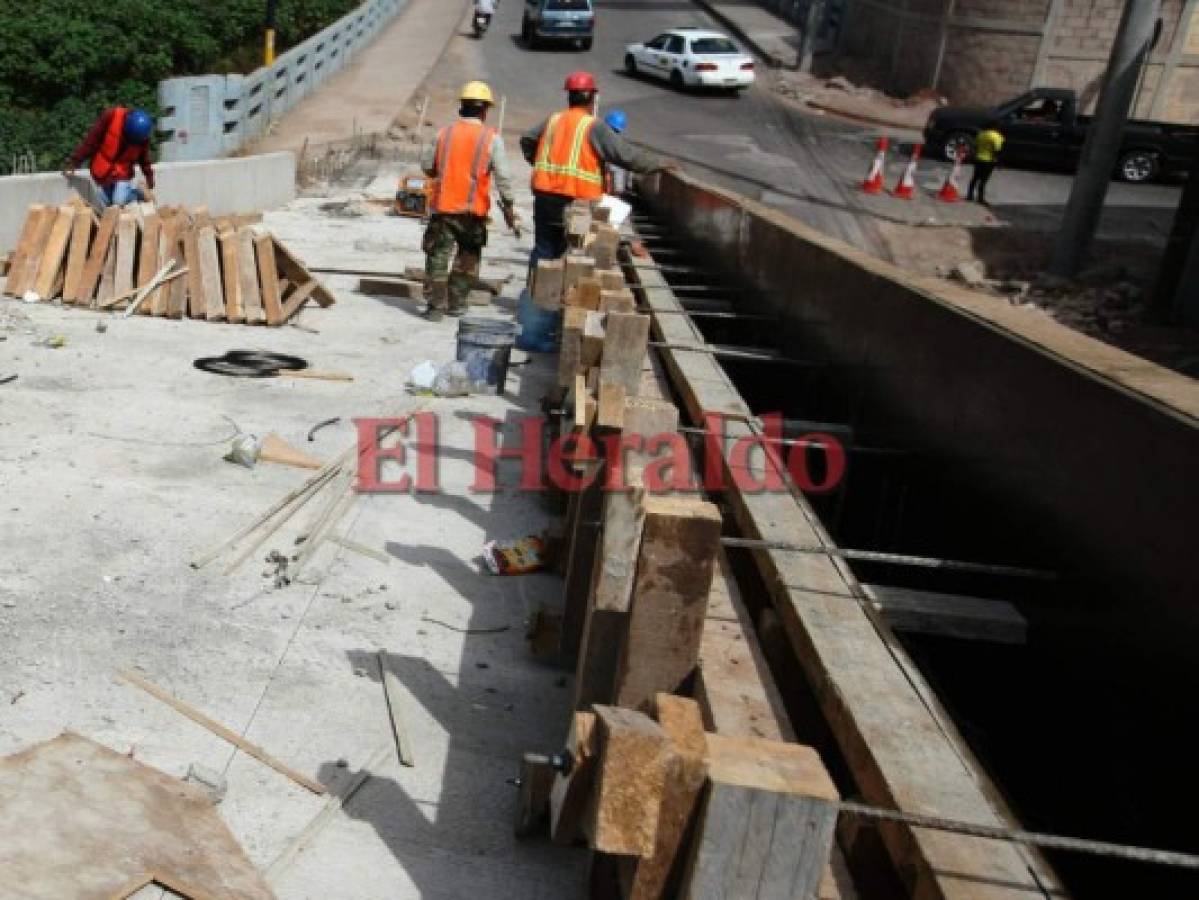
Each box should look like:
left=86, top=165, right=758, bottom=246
left=472, top=11, right=491, bottom=38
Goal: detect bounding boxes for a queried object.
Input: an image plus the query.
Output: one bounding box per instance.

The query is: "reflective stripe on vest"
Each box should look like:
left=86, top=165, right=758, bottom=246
left=90, top=107, right=142, bottom=185
left=531, top=109, right=603, bottom=200
left=430, top=121, right=496, bottom=217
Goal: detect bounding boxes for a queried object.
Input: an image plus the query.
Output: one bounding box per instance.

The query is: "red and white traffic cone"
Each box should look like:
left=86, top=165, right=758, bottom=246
left=861, top=137, right=889, bottom=195
left=892, top=144, right=922, bottom=200
left=937, top=146, right=965, bottom=203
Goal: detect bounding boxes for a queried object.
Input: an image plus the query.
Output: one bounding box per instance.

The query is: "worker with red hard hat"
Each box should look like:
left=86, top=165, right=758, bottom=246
left=65, top=107, right=156, bottom=208
left=521, top=71, right=673, bottom=270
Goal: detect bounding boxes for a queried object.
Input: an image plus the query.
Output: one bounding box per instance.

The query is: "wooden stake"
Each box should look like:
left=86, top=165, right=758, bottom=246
left=118, top=669, right=325, bottom=795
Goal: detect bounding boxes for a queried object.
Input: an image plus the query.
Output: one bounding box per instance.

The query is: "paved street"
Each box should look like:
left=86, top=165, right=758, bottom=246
left=441, top=1, right=1183, bottom=256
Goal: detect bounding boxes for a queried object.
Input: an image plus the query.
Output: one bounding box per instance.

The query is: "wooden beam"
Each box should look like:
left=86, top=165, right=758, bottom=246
left=533, top=258, right=565, bottom=310
left=598, top=313, right=651, bottom=428
left=622, top=694, right=709, bottom=899
left=98, top=239, right=117, bottom=303
left=196, top=225, right=225, bottom=320
left=614, top=495, right=722, bottom=712
left=8, top=206, right=57, bottom=298
left=77, top=207, right=119, bottom=305
left=550, top=710, right=599, bottom=844
left=183, top=225, right=205, bottom=318
left=599, top=270, right=626, bottom=291
left=515, top=752, right=556, bottom=837
left=32, top=206, right=76, bottom=300
left=255, top=233, right=284, bottom=324
left=113, top=212, right=138, bottom=300
left=621, top=396, right=680, bottom=472
left=277, top=279, right=319, bottom=324
left=559, top=306, right=590, bottom=388
left=600, top=289, right=637, bottom=314
left=272, top=237, right=335, bottom=307
left=592, top=225, right=621, bottom=271
left=863, top=583, right=1028, bottom=645
left=237, top=228, right=265, bottom=324
left=219, top=229, right=245, bottom=323
left=166, top=227, right=189, bottom=319
left=136, top=212, right=161, bottom=316
left=680, top=733, right=840, bottom=900
left=63, top=206, right=93, bottom=303
left=565, top=255, right=596, bottom=297
left=587, top=705, right=672, bottom=858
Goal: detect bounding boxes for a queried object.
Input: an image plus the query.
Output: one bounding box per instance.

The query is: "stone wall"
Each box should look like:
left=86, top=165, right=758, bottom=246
left=836, top=0, right=1199, bottom=123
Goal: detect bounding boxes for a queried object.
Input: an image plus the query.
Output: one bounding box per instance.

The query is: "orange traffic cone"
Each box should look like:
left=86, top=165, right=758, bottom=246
left=861, top=137, right=889, bottom=194
left=937, top=146, right=965, bottom=203
left=892, top=144, right=923, bottom=200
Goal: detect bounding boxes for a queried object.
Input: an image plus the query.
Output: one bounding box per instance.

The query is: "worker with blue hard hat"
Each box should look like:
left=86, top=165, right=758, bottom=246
left=602, top=108, right=632, bottom=194
left=65, top=107, right=157, bottom=207
left=604, top=109, right=628, bottom=133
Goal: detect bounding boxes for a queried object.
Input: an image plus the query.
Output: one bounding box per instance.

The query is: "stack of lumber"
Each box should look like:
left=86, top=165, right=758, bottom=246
left=520, top=202, right=847, bottom=899
left=2, top=201, right=334, bottom=325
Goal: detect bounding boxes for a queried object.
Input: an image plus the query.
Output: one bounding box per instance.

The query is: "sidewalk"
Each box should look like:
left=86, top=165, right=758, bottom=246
left=692, top=0, right=801, bottom=69
left=250, top=0, right=471, bottom=156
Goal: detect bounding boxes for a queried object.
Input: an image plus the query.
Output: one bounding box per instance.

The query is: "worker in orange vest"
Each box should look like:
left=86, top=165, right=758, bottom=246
left=521, top=72, right=672, bottom=271
left=64, top=107, right=156, bottom=208
left=420, top=81, right=519, bottom=321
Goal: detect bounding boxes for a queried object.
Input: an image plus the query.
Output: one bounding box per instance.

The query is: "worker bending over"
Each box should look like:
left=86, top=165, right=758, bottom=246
left=421, top=81, right=519, bottom=321
left=521, top=72, right=672, bottom=270
left=65, top=107, right=156, bottom=207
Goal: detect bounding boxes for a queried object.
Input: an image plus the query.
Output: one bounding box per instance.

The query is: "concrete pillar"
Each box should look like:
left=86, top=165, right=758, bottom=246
left=1050, top=0, right=1163, bottom=277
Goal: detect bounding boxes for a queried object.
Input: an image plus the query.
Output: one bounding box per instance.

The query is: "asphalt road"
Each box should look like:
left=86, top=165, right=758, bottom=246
left=440, top=1, right=1182, bottom=256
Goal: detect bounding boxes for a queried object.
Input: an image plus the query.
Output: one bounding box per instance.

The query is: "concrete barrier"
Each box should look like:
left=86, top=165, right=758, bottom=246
left=642, top=170, right=1199, bottom=655
left=0, top=152, right=295, bottom=252
left=157, top=0, right=407, bottom=161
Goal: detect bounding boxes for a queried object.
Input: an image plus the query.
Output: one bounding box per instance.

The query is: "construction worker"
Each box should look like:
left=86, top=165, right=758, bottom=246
left=603, top=109, right=631, bottom=196
left=420, top=81, right=519, bottom=321
left=521, top=72, right=672, bottom=270
left=64, top=107, right=156, bottom=207
left=967, top=119, right=1005, bottom=206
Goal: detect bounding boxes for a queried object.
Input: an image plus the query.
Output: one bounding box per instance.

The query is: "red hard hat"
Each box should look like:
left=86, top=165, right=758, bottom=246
left=565, top=71, right=597, bottom=92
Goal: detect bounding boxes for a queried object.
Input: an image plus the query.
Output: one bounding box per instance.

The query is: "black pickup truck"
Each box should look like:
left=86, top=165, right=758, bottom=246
left=923, top=88, right=1199, bottom=183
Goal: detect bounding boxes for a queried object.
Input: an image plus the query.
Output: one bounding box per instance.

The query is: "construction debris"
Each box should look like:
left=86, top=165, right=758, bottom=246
left=2, top=201, right=333, bottom=325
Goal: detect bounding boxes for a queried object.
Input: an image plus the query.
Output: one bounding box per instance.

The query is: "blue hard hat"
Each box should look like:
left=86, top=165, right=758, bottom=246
left=123, top=108, right=154, bottom=144
left=604, top=109, right=628, bottom=133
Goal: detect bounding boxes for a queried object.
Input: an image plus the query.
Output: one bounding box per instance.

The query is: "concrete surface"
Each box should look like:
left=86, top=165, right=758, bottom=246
left=690, top=0, right=803, bottom=69
left=0, top=108, right=585, bottom=900
left=248, top=0, right=471, bottom=158
left=0, top=153, right=296, bottom=254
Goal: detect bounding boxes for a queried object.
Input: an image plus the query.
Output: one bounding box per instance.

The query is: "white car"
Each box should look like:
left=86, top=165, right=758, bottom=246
left=624, top=28, right=755, bottom=93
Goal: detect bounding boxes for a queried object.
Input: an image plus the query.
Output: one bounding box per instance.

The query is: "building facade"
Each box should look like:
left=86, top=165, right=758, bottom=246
left=825, top=0, right=1199, bottom=122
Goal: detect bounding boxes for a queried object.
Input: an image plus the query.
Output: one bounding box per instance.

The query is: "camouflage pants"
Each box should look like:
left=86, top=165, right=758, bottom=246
left=422, top=213, right=488, bottom=310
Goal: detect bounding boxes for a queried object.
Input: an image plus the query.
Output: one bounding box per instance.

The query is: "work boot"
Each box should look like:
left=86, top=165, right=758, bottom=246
left=423, top=279, right=449, bottom=322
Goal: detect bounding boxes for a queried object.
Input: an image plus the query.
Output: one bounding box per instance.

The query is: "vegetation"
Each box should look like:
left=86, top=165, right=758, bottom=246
left=0, top=0, right=361, bottom=172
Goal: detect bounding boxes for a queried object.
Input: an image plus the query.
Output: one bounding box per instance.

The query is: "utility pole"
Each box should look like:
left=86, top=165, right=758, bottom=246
left=1049, top=0, right=1161, bottom=276
left=264, top=0, right=280, bottom=66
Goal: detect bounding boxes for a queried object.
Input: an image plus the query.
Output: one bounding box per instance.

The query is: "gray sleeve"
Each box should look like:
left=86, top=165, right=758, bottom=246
left=520, top=118, right=548, bottom=165
left=589, top=122, right=663, bottom=174
left=490, top=135, right=515, bottom=206
left=421, top=134, right=438, bottom=177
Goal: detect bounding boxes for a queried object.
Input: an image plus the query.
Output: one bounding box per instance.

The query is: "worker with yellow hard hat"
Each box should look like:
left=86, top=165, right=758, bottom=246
left=419, top=80, right=519, bottom=321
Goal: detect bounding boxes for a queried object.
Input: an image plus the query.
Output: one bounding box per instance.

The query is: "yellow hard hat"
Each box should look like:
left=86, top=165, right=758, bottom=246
left=460, top=81, right=495, bottom=105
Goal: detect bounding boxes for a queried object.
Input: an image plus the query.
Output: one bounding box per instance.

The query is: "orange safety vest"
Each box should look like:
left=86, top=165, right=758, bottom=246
left=90, top=107, right=142, bottom=184
left=429, top=120, right=497, bottom=217
left=531, top=108, right=603, bottom=200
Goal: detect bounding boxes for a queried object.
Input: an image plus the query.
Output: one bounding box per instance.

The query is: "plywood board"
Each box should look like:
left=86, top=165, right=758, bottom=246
left=113, top=213, right=138, bottom=299
left=219, top=230, right=245, bottom=323
left=8, top=206, right=56, bottom=297
left=237, top=229, right=265, bottom=324
left=32, top=206, right=76, bottom=300
left=136, top=213, right=161, bottom=316
left=77, top=207, right=119, bottom=305
left=196, top=226, right=225, bottom=321
left=255, top=233, right=284, bottom=325
left=63, top=207, right=94, bottom=303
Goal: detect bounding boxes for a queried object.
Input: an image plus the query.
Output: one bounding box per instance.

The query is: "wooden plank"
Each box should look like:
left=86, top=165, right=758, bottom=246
left=255, top=233, right=284, bottom=324
left=118, top=669, right=325, bottom=795
left=136, top=212, right=161, bottom=316
left=559, top=459, right=605, bottom=665
left=599, top=312, right=651, bottom=418
left=183, top=225, right=205, bottom=318
left=113, top=212, right=138, bottom=299
left=237, top=229, right=265, bottom=324
left=614, top=495, right=722, bottom=712
left=623, top=694, right=709, bottom=900
left=599, top=289, right=637, bottom=314
left=7, top=206, right=57, bottom=297
left=572, top=276, right=603, bottom=310
left=149, top=216, right=175, bottom=316
left=621, top=396, right=680, bottom=472
left=587, top=705, right=671, bottom=858
left=3, top=206, right=44, bottom=295
left=378, top=651, right=415, bottom=767
left=558, top=306, right=590, bottom=388
left=166, top=227, right=190, bottom=318
left=592, top=225, right=621, bottom=270
left=98, top=240, right=118, bottom=303
left=532, top=258, right=565, bottom=309
left=550, top=710, right=599, bottom=844
left=514, top=751, right=556, bottom=837
left=599, top=270, right=626, bottom=291
left=32, top=206, right=76, bottom=299
left=581, top=312, right=606, bottom=371
left=196, top=225, right=225, bottom=320
left=598, top=382, right=627, bottom=430
left=276, top=279, right=319, bottom=325
left=564, top=254, right=595, bottom=297
left=272, top=236, right=335, bottom=307
left=680, top=734, right=839, bottom=900
left=218, top=230, right=245, bottom=323
left=76, top=207, right=119, bottom=305
left=863, top=583, right=1028, bottom=645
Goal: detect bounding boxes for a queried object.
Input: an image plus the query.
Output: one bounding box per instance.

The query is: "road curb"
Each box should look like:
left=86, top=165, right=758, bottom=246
left=689, top=0, right=793, bottom=69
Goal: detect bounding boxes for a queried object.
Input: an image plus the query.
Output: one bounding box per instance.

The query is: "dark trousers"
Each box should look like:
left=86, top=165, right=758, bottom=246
left=529, top=192, right=572, bottom=279
left=968, top=162, right=996, bottom=203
